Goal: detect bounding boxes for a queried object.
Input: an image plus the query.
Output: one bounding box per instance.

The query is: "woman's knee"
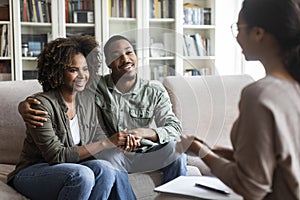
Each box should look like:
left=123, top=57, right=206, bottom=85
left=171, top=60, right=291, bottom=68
left=65, top=165, right=95, bottom=188
left=82, top=160, right=116, bottom=179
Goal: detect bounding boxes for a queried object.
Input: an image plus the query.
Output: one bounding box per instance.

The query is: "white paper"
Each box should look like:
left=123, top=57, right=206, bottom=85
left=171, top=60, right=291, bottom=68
left=154, top=176, right=243, bottom=200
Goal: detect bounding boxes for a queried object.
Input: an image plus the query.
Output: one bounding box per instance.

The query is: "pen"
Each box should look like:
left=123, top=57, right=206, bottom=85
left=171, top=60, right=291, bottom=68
left=195, top=183, right=230, bottom=195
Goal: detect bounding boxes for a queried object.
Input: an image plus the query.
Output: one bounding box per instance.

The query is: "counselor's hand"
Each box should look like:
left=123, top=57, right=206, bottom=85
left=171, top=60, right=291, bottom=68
left=176, top=135, right=212, bottom=158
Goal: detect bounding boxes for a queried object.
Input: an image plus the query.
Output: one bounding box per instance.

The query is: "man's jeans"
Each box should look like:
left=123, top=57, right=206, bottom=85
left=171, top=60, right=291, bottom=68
left=96, top=141, right=188, bottom=184
left=12, top=160, right=136, bottom=200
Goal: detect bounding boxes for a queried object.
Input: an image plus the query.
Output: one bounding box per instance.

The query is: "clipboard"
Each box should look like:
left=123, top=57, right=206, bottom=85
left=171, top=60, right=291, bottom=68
left=154, top=176, right=243, bottom=200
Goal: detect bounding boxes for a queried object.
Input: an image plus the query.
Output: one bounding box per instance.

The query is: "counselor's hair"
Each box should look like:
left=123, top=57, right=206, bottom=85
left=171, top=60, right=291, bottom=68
left=37, top=35, right=100, bottom=92
left=240, top=0, right=300, bottom=83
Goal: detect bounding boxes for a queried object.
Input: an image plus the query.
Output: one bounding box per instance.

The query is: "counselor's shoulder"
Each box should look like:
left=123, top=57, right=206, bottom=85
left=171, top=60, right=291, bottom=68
left=240, top=76, right=297, bottom=109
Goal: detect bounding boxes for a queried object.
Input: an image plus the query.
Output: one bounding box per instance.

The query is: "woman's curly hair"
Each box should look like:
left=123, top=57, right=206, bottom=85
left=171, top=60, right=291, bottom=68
left=37, top=35, right=101, bottom=92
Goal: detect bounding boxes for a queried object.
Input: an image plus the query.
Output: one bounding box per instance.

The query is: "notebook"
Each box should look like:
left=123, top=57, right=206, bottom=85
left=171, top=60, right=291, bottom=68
left=154, top=176, right=243, bottom=200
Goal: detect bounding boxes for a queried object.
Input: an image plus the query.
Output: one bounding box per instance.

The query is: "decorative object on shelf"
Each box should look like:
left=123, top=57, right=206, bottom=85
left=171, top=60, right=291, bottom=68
left=22, top=34, right=48, bottom=57
left=73, top=10, right=94, bottom=23
left=150, top=43, right=165, bottom=57
left=22, top=43, right=29, bottom=57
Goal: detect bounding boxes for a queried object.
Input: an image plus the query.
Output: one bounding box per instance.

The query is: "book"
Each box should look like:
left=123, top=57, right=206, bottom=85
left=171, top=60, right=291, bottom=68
left=183, top=34, right=197, bottom=57
left=191, top=33, right=205, bottom=56
left=31, top=0, right=38, bottom=22
left=131, top=0, right=135, bottom=18
left=155, top=176, right=243, bottom=200
left=0, top=24, right=7, bottom=57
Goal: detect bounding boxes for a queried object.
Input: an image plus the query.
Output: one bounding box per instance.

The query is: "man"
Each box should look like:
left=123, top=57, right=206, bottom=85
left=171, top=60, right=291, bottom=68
left=19, top=35, right=187, bottom=184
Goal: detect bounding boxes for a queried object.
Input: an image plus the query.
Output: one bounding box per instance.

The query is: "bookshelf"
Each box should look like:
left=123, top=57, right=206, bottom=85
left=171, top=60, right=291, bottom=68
left=179, top=0, right=216, bottom=76
left=10, top=0, right=102, bottom=81
left=13, top=0, right=59, bottom=80
left=2, top=0, right=216, bottom=81
left=0, top=0, right=13, bottom=81
left=102, top=0, right=216, bottom=81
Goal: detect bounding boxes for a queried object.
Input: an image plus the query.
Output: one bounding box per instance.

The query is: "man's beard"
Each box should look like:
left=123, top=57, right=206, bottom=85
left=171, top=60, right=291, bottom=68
left=120, top=70, right=136, bottom=81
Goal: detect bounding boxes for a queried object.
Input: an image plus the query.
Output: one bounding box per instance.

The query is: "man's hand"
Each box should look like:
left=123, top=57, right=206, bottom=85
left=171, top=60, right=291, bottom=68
left=109, top=130, right=141, bottom=152
left=127, top=128, right=158, bottom=142
left=18, top=98, right=48, bottom=128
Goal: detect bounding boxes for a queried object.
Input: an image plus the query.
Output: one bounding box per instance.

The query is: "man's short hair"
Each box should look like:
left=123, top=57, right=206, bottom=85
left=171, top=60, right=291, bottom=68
left=104, top=35, right=134, bottom=66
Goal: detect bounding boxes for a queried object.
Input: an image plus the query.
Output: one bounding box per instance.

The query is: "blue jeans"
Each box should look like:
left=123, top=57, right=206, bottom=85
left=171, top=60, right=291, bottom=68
left=12, top=160, right=136, bottom=200
left=96, top=141, right=187, bottom=184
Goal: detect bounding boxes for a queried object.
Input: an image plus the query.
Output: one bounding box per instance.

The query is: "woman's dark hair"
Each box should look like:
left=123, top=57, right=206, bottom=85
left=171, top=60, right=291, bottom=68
left=103, top=35, right=135, bottom=67
left=37, top=35, right=100, bottom=92
left=240, top=0, right=300, bottom=83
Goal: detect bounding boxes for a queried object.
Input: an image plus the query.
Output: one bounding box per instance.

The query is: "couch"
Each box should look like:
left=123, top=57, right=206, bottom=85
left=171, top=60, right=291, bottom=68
left=0, top=74, right=254, bottom=200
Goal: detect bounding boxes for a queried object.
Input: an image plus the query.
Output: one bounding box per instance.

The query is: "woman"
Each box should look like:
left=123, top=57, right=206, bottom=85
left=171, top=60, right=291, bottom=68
left=8, top=36, right=136, bottom=200
left=177, top=0, right=300, bottom=199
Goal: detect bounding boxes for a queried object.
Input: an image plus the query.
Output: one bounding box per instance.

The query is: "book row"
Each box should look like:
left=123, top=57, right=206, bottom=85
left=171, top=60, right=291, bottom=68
left=21, top=0, right=51, bottom=23
left=150, top=0, right=174, bottom=18
left=183, top=3, right=211, bottom=25
left=183, top=34, right=211, bottom=57
left=109, top=0, right=136, bottom=18
left=151, top=64, right=175, bottom=82
left=65, top=0, right=94, bottom=23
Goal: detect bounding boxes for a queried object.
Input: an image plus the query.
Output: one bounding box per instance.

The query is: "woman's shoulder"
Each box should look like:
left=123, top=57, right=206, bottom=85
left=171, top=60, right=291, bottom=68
left=31, top=90, right=59, bottom=104
left=29, top=90, right=62, bottom=113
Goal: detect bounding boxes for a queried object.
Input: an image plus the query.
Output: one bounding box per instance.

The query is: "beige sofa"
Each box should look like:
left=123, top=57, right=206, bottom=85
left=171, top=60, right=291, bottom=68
left=0, top=75, right=254, bottom=200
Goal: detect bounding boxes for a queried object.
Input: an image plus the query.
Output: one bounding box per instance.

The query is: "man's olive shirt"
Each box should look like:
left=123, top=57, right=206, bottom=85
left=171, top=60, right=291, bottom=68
left=95, top=74, right=182, bottom=146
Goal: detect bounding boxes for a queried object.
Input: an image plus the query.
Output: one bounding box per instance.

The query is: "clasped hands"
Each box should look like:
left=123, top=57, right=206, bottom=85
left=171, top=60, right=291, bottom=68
left=110, top=128, right=149, bottom=152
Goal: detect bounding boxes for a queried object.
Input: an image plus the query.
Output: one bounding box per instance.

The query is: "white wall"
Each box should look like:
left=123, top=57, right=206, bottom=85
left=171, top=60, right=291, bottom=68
left=215, top=0, right=241, bottom=75
left=215, top=0, right=265, bottom=80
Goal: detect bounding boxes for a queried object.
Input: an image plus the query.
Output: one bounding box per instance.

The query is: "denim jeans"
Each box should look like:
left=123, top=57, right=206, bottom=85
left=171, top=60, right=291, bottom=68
left=12, top=160, right=136, bottom=200
left=96, top=141, right=187, bottom=184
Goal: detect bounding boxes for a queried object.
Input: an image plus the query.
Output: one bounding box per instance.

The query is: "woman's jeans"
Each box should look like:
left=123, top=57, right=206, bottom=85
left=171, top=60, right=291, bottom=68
left=12, top=159, right=136, bottom=200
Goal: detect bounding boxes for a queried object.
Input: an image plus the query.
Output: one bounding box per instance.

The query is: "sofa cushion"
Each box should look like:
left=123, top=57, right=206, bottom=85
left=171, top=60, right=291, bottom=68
left=0, top=180, right=28, bottom=200
left=0, top=80, right=42, bottom=165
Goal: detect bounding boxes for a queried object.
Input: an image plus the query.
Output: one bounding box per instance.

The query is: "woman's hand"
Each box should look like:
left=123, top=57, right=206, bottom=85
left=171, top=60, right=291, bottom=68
left=176, top=135, right=212, bottom=158
left=212, top=146, right=234, bottom=161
